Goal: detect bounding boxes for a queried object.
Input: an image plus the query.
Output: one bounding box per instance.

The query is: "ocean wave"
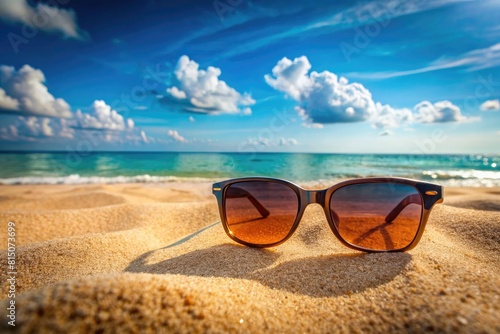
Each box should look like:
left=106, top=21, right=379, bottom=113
left=1, top=170, right=500, bottom=187
left=422, top=170, right=500, bottom=180
left=297, top=171, right=500, bottom=188
left=0, top=174, right=216, bottom=185
left=421, top=170, right=500, bottom=187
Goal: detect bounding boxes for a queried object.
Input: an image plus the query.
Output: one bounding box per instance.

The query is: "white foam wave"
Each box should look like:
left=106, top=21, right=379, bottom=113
left=0, top=174, right=216, bottom=185
left=2, top=170, right=500, bottom=187
left=422, top=170, right=500, bottom=187
left=422, top=170, right=500, bottom=179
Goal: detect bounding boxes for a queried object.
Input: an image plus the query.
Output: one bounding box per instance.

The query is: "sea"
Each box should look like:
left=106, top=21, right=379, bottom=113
left=0, top=152, right=499, bottom=187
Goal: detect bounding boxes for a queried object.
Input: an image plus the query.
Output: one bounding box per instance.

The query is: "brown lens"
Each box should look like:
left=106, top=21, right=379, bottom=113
left=329, top=183, right=422, bottom=251
left=224, top=181, right=299, bottom=245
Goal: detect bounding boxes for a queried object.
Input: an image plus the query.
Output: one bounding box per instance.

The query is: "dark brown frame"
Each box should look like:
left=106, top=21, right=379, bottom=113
left=212, top=177, right=443, bottom=252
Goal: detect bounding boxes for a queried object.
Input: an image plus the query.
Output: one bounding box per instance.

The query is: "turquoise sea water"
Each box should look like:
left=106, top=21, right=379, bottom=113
left=0, top=152, right=499, bottom=187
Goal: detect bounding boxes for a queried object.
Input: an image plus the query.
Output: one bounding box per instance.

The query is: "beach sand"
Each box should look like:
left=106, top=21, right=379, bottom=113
left=0, top=183, right=499, bottom=333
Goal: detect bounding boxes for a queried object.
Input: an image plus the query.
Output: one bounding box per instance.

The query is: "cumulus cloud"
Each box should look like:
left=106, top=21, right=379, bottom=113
left=21, top=116, right=53, bottom=137
left=266, top=56, right=467, bottom=129
left=370, top=103, right=413, bottom=129
left=0, top=114, right=152, bottom=145
left=241, top=137, right=298, bottom=148
left=373, top=100, right=465, bottom=129
left=278, top=137, right=299, bottom=146
left=164, top=55, right=255, bottom=115
left=413, top=100, right=465, bottom=123
left=480, top=99, right=500, bottom=111
left=0, top=116, right=74, bottom=141
left=0, top=63, right=146, bottom=144
left=243, top=137, right=270, bottom=147
left=0, top=0, right=88, bottom=40
left=264, top=56, right=312, bottom=101
left=0, top=125, right=19, bottom=141
left=265, top=56, right=376, bottom=124
left=74, top=100, right=134, bottom=131
left=0, top=88, right=18, bottom=110
left=0, top=65, right=72, bottom=118
left=167, top=130, right=187, bottom=143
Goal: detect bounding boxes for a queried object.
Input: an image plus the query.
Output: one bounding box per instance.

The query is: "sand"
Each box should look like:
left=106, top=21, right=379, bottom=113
left=0, top=183, right=499, bottom=333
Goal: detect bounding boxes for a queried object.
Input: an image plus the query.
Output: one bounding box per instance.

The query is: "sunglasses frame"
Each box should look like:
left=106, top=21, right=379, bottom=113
left=212, top=177, right=443, bottom=252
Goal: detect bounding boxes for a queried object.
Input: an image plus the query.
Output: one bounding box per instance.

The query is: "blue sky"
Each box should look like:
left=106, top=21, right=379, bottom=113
left=0, top=0, right=499, bottom=153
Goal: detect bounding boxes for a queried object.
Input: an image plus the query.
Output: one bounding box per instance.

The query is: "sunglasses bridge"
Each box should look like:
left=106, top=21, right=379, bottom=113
left=302, top=189, right=327, bottom=206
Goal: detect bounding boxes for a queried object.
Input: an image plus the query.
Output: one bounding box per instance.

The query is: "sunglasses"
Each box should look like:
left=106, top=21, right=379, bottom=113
left=212, top=177, right=443, bottom=252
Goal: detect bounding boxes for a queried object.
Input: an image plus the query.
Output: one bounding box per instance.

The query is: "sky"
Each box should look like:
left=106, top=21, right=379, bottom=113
left=0, top=0, right=499, bottom=154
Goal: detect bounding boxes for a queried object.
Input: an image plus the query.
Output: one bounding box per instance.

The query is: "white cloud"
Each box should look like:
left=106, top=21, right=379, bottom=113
left=0, top=125, right=18, bottom=141
left=58, top=118, right=74, bottom=139
left=75, top=100, right=134, bottom=131
left=242, top=107, right=252, bottom=115
left=167, top=129, right=187, bottom=143
left=0, top=125, right=19, bottom=141
left=9, top=125, right=17, bottom=138
left=302, top=123, right=324, bottom=128
left=189, top=116, right=195, bottom=122
left=278, top=137, right=299, bottom=146
left=266, top=56, right=377, bottom=124
left=242, top=137, right=299, bottom=147
left=266, top=56, right=467, bottom=129
left=0, top=116, right=74, bottom=141
left=264, top=56, right=312, bottom=101
left=0, top=99, right=145, bottom=143
left=0, top=0, right=88, bottom=40
left=0, top=88, right=19, bottom=110
left=244, top=137, right=270, bottom=147
left=140, top=130, right=148, bottom=143
left=299, top=111, right=324, bottom=128
left=168, top=86, right=186, bottom=99
left=371, top=103, right=413, bottom=129
left=19, top=116, right=53, bottom=137
left=480, top=99, right=500, bottom=111
left=164, top=55, right=255, bottom=115
left=413, top=100, right=465, bottom=123
left=0, top=65, right=72, bottom=118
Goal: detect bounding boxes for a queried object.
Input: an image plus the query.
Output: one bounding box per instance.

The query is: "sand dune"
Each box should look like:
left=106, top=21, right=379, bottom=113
left=0, top=184, right=499, bottom=333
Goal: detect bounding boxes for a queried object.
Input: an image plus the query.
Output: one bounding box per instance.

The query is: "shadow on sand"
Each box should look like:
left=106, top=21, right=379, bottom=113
left=125, top=226, right=411, bottom=298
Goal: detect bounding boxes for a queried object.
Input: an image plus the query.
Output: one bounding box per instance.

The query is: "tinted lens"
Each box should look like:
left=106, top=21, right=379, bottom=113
left=224, top=181, right=299, bottom=245
left=329, top=183, right=422, bottom=251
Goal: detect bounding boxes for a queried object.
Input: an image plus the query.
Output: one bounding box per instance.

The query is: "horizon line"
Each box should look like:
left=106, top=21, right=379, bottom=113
left=0, top=150, right=498, bottom=156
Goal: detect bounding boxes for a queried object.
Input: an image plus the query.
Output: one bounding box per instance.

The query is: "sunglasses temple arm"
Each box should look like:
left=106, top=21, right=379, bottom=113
left=330, top=209, right=340, bottom=223
left=330, top=207, right=393, bottom=246
left=226, top=187, right=270, bottom=217
left=385, top=194, right=421, bottom=223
